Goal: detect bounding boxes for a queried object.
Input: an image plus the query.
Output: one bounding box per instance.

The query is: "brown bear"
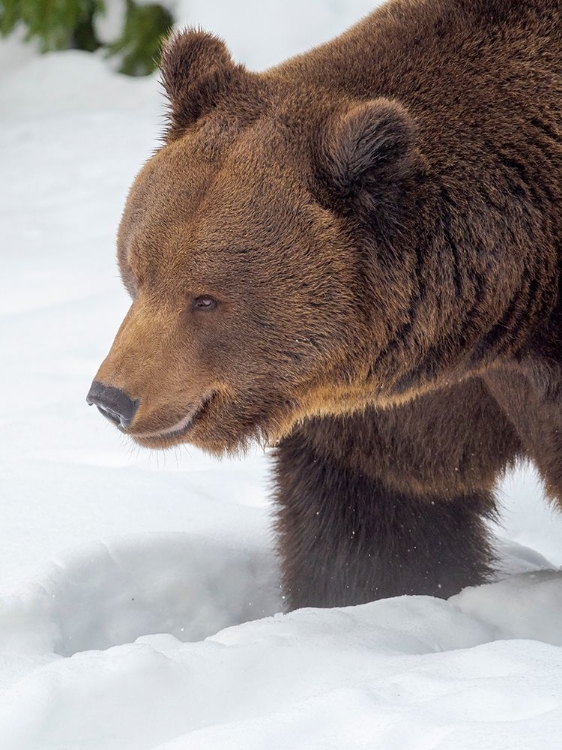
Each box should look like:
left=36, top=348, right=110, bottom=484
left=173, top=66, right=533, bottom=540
left=87, top=0, right=562, bottom=609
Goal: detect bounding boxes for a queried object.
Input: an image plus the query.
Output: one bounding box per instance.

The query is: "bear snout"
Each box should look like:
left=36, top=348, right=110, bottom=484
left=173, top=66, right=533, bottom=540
left=86, top=381, right=140, bottom=430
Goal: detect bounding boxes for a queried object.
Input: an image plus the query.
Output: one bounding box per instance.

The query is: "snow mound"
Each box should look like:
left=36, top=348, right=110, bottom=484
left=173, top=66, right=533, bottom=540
left=1, top=570, right=562, bottom=750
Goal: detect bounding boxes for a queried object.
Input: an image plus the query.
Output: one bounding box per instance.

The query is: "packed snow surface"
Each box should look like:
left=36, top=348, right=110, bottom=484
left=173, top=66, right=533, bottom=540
left=1, top=2, right=562, bottom=748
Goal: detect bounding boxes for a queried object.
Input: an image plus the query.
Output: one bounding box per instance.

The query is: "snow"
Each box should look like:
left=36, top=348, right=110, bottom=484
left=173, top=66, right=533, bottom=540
left=1, top=579, right=562, bottom=749
left=94, top=0, right=128, bottom=46
left=1, top=2, right=562, bottom=748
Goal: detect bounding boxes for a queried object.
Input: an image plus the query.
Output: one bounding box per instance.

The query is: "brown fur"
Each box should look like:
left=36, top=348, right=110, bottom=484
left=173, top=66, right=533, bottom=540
left=90, top=0, right=562, bottom=607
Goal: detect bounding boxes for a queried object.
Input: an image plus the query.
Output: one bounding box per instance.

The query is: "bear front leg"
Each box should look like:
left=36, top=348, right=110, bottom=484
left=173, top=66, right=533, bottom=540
left=273, top=424, right=498, bottom=610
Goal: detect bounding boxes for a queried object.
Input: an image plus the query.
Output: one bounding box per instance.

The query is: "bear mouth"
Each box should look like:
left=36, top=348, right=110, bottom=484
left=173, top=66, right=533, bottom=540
left=127, top=393, right=216, bottom=448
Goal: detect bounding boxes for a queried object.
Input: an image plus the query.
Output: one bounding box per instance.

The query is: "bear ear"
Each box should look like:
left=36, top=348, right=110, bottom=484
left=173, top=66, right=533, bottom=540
left=160, top=29, right=238, bottom=138
left=315, top=98, right=419, bottom=223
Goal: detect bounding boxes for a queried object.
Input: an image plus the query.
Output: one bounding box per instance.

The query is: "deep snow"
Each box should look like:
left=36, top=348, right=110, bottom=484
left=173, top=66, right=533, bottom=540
left=1, top=2, right=562, bottom=748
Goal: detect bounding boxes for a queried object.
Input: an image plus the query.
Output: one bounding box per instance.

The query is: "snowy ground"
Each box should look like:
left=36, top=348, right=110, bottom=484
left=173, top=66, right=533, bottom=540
left=1, top=3, right=562, bottom=748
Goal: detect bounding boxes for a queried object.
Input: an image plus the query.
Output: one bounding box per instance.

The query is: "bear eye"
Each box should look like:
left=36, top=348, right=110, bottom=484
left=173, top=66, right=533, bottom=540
left=193, top=295, right=218, bottom=312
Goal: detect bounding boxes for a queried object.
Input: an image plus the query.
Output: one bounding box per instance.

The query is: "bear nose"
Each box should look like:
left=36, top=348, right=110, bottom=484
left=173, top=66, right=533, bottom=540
left=86, top=381, right=139, bottom=429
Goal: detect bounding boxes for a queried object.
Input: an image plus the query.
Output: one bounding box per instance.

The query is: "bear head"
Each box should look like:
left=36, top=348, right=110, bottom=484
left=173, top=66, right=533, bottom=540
left=88, top=30, right=421, bottom=454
